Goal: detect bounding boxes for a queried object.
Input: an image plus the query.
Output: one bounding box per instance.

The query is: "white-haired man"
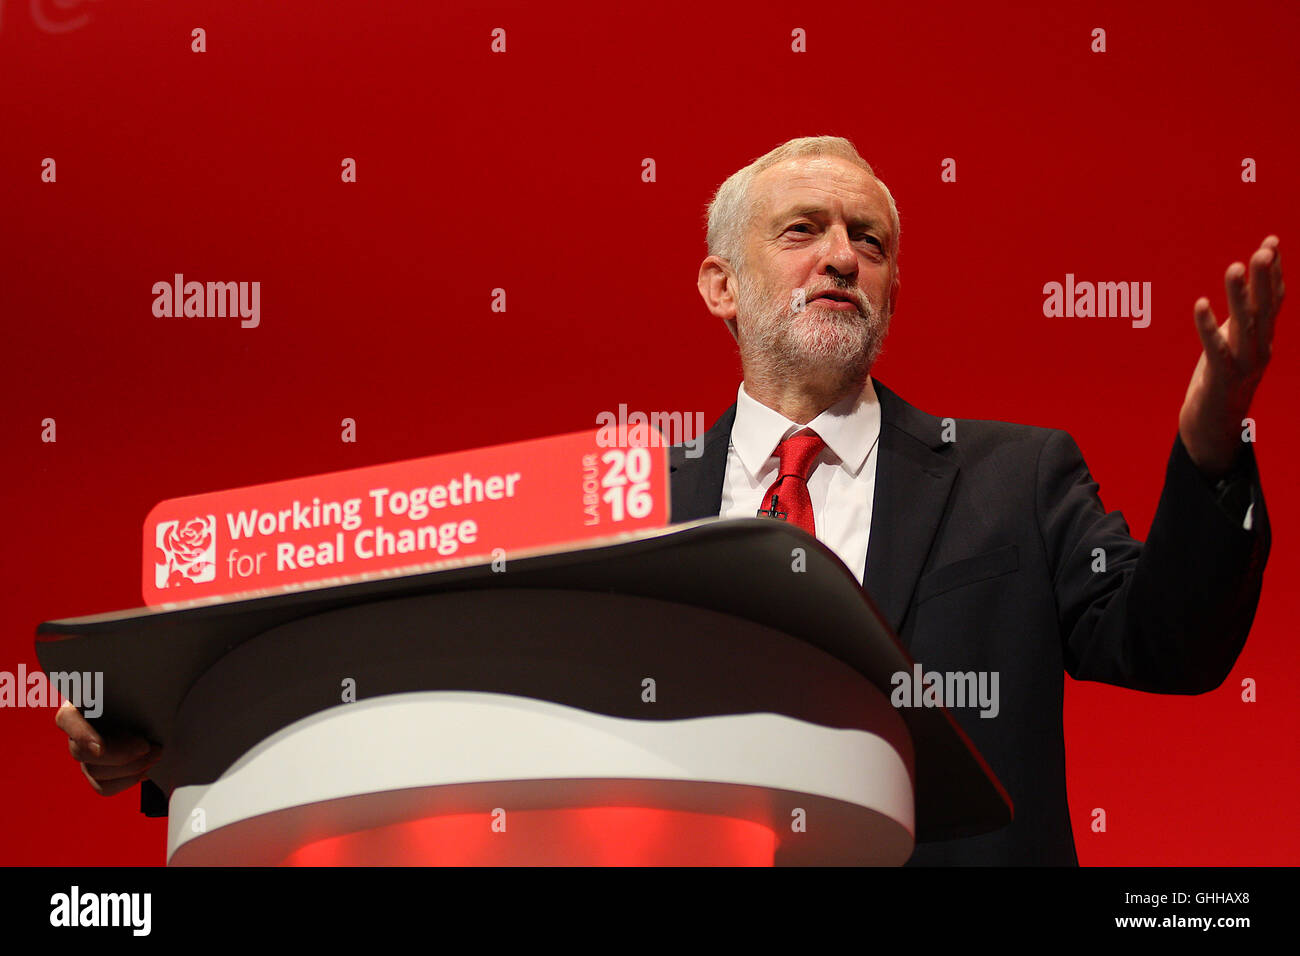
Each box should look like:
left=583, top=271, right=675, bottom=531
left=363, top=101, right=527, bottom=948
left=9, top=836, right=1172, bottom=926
left=57, top=135, right=1280, bottom=867
left=670, top=135, right=1279, bottom=865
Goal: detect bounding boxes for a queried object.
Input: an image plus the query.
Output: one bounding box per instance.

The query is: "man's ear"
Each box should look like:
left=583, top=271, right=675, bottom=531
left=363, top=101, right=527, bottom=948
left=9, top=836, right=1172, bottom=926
left=698, top=255, right=739, bottom=341
left=887, top=270, right=900, bottom=318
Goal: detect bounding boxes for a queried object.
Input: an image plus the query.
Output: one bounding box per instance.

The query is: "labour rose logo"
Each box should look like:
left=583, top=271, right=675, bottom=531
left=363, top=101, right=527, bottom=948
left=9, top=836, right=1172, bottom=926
left=155, top=516, right=217, bottom=587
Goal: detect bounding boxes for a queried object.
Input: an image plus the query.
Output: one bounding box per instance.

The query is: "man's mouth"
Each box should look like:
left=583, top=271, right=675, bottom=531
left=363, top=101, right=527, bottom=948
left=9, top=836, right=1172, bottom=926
left=809, top=290, right=859, bottom=311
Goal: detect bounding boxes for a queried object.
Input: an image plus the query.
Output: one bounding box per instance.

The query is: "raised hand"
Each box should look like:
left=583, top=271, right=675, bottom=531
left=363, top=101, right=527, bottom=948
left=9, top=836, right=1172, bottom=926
left=1178, top=236, right=1283, bottom=479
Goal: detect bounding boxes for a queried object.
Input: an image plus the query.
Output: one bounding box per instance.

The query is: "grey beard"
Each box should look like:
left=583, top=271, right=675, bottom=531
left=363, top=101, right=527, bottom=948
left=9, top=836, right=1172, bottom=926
left=735, top=279, right=890, bottom=390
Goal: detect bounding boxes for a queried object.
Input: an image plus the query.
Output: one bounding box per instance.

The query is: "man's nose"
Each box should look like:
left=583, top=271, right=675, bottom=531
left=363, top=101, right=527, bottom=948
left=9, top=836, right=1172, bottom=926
left=818, top=226, right=858, bottom=281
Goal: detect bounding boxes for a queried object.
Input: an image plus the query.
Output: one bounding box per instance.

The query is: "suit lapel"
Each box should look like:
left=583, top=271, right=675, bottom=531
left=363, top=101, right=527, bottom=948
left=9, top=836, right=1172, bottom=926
left=668, top=404, right=734, bottom=523
left=863, top=380, right=959, bottom=636
left=668, top=381, right=958, bottom=639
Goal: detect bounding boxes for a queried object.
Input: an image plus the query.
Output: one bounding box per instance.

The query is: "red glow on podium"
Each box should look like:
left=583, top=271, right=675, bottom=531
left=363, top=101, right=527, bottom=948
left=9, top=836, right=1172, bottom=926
left=282, top=807, right=778, bottom=866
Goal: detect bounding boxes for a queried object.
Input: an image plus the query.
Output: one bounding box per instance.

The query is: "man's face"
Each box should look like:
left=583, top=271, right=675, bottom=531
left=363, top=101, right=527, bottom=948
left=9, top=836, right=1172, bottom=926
left=732, top=155, right=897, bottom=377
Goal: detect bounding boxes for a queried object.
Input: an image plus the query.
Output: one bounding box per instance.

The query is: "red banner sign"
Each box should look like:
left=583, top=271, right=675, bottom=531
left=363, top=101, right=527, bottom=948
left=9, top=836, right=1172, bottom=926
left=142, top=431, right=669, bottom=608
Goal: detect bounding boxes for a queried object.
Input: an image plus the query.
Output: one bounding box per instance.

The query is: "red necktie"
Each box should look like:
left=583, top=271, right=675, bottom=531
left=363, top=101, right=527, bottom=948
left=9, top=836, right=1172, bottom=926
left=759, top=429, right=826, bottom=536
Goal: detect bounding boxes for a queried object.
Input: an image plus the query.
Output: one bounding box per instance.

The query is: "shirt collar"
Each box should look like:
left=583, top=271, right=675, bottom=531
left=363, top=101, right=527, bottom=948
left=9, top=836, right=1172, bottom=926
left=731, top=376, right=881, bottom=480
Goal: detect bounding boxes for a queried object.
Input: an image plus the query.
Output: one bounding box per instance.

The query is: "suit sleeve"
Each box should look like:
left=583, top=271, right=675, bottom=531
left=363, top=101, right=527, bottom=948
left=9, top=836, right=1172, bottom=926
left=1036, top=428, right=1270, bottom=693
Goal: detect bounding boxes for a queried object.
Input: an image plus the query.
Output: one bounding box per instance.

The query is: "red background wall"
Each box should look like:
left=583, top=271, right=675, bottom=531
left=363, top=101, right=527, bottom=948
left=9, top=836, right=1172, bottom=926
left=1, top=0, right=1295, bottom=865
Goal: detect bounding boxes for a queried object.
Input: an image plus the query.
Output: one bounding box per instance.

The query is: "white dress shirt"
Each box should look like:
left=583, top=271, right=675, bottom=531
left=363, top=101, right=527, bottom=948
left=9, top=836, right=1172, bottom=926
left=719, top=378, right=881, bottom=584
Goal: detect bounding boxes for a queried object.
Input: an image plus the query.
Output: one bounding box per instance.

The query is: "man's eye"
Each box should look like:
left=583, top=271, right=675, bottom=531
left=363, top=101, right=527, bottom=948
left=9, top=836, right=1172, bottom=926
left=785, top=225, right=881, bottom=249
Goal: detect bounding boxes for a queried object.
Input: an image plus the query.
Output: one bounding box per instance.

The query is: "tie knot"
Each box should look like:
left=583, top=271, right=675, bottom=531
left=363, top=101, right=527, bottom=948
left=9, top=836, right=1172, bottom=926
left=776, top=428, right=826, bottom=482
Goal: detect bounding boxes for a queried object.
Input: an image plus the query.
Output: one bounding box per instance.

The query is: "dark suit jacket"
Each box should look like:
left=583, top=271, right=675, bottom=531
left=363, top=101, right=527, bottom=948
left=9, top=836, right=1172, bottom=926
left=668, top=379, right=1270, bottom=865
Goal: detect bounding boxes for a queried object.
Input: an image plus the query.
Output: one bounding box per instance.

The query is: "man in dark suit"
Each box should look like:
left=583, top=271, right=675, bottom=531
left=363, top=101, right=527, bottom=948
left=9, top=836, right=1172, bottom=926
left=673, top=135, right=1279, bottom=865
left=57, top=134, right=1281, bottom=867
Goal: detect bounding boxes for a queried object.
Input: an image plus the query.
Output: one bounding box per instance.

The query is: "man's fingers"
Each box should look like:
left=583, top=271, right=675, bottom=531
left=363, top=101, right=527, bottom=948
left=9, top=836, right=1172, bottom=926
left=1260, top=236, right=1283, bottom=347
left=1225, top=261, right=1252, bottom=332
left=1264, top=235, right=1281, bottom=282
left=82, top=747, right=162, bottom=782
left=57, top=698, right=161, bottom=798
left=55, top=701, right=103, bottom=758
left=1250, top=247, right=1275, bottom=324
left=1193, top=297, right=1225, bottom=363
left=69, top=733, right=152, bottom=765
left=80, top=763, right=150, bottom=798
